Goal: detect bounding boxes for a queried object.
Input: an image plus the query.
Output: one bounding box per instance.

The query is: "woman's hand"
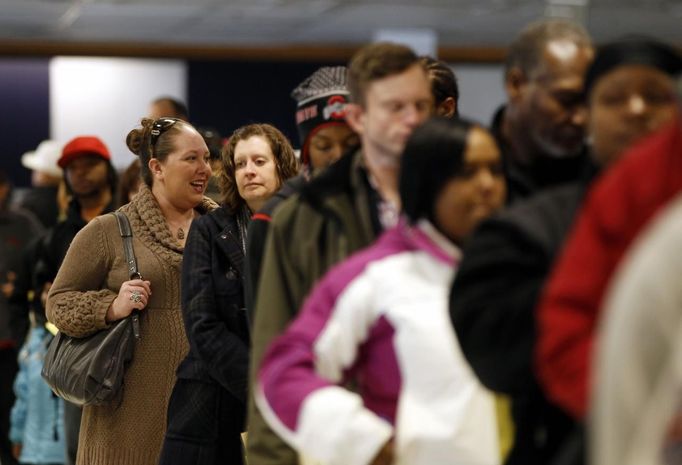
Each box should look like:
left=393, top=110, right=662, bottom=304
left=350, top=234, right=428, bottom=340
left=370, top=439, right=394, bottom=465
left=107, top=279, right=152, bottom=322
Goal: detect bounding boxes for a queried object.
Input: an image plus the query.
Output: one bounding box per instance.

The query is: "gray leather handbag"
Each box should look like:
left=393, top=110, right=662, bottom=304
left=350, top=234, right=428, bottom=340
left=42, top=211, right=141, bottom=406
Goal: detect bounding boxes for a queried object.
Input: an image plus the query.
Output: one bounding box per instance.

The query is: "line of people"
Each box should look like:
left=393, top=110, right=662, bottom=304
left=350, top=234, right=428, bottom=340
left=1, top=16, right=681, bottom=465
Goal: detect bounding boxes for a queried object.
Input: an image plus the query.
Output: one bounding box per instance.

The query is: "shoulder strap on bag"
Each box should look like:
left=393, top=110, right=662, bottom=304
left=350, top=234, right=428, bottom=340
left=113, top=212, right=141, bottom=280
left=112, top=211, right=141, bottom=339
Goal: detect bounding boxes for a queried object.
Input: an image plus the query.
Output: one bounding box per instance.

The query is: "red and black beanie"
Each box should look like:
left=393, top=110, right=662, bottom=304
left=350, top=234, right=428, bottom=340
left=291, top=66, right=350, bottom=167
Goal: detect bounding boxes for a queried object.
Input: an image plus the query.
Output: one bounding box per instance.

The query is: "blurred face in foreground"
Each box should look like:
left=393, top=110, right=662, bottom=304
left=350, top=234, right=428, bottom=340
left=510, top=40, right=594, bottom=160
left=434, top=127, right=506, bottom=244
left=588, top=64, right=680, bottom=166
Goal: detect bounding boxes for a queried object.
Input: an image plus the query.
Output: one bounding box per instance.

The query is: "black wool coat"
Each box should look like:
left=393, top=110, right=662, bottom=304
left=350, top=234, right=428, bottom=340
left=175, top=206, right=250, bottom=397
left=162, top=206, right=250, bottom=465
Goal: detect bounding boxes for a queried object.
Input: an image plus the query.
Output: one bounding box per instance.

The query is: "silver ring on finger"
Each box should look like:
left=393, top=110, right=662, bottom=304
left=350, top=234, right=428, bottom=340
left=130, top=290, right=142, bottom=303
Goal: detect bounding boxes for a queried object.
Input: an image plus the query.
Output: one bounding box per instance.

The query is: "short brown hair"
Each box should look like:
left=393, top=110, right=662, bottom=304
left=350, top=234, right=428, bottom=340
left=347, top=42, right=422, bottom=106
left=219, top=123, right=299, bottom=213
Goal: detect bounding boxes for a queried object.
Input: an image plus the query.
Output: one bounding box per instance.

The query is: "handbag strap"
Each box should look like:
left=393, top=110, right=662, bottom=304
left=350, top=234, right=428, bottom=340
left=113, top=212, right=141, bottom=280
left=112, top=211, right=141, bottom=339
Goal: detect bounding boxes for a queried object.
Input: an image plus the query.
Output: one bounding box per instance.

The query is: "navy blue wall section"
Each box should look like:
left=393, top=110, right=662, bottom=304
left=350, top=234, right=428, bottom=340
left=0, top=58, right=50, bottom=187
left=187, top=60, right=344, bottom=146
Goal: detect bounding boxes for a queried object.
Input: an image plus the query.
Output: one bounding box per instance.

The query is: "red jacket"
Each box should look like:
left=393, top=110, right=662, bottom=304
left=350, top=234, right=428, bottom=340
left=536, top=119, right=682, bottom=419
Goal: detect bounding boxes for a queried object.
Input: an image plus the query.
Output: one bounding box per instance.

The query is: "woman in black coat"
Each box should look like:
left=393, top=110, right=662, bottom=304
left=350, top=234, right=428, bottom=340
left=159, top=123, right=299, bottom=465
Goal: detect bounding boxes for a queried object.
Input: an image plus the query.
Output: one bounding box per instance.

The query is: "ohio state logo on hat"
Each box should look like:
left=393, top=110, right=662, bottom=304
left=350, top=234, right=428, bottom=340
left=323, top=95, right=348, bottom=120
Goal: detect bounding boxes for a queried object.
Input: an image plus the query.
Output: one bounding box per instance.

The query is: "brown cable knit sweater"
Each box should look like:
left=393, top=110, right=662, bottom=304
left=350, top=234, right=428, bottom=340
left=47, top=184, right=217, bottom=465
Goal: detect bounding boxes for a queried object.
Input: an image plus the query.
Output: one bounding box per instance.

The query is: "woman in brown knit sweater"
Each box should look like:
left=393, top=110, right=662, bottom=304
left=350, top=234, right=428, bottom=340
left=46, top=117, right=218, bottom=465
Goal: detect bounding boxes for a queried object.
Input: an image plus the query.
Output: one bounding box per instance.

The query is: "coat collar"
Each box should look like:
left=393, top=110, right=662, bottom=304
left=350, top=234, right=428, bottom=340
left=402, top=218, right=461, bottom=267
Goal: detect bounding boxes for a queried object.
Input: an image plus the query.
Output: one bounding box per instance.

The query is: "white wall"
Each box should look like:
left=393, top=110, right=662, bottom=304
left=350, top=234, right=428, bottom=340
left=50, top=57, right=186, bottom=169
left=451, top=63, right=505, bottom=126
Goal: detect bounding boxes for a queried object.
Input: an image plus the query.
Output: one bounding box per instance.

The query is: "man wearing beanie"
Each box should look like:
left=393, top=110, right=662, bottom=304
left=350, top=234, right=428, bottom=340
left=247, top=43, right=433, bottom=465
left=244, top=66, right=358, bottom=317
left=449, top=37, right=682, bottom=465
left=32, top=135, right=118, bottom=465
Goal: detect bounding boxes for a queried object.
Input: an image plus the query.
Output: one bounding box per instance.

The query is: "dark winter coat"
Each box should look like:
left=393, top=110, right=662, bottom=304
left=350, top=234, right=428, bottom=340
left=449, top=181, right=590, bottom=465
left=160, top=206, right=250, bottom=465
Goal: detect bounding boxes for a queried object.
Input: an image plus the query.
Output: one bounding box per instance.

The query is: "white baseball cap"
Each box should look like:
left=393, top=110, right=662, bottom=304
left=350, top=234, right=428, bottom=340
left=21, top=140, right=64, bottom=177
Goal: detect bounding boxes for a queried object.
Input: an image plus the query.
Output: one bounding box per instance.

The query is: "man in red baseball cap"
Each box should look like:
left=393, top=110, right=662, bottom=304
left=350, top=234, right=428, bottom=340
left=57, top=136, right=110, bottom=168
left=38, top=135, right=118, bottom=465
left=57, top=136, right=115, bottom=221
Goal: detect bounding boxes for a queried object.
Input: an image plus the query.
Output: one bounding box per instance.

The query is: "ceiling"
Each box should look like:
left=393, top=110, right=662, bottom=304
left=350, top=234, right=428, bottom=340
left=0, top=0, right=681, bottom=58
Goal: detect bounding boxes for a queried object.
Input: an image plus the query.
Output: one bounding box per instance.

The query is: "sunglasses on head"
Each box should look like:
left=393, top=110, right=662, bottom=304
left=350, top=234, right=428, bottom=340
left=149, top=117, right=180, bottom=156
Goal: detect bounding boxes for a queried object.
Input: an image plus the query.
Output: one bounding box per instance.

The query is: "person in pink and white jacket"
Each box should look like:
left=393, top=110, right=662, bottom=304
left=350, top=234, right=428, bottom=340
left=256, top=116, right=507, bottom=465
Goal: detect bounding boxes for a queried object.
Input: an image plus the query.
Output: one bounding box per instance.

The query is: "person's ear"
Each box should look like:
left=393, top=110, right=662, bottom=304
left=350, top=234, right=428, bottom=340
left=344, top=103, right=366, bottom=136
left=148, top=158, right=163, bottom=181
left=505, top=67, right=528, bottom=103
left=438, top=97, right=457, bottom=118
